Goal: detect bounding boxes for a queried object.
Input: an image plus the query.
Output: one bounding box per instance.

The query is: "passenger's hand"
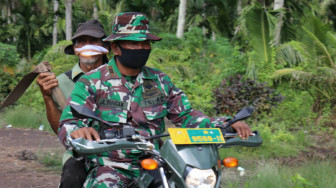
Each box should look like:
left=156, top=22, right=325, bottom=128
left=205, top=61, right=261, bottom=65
left=231, top=121, right=252, bottom=140
left=36, top=72, right=58, bottom=96
left=71, top=127, right=101, bottom=141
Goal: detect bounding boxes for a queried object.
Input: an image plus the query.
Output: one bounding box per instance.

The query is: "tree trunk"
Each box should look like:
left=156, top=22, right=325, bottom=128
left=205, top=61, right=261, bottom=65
left=7, top=4, right=11, bottom=24
left=234, top=0, right=242, bottom=36
left=176, top=0, right=187, bottom=39
left=27, top=33, right=31, bottom=63
left=53, top=0, right=59, bottom=45
left=211, top=31, right=216, bottom=41
left=11, top=0, right=16, bottom=22
left=65, top=0, right=73, bottom=41
left=93, top=2, right=98, bottom=19
left=11, top=0, right=16, bottom=41
left=273, top=0, right=285, bottom=45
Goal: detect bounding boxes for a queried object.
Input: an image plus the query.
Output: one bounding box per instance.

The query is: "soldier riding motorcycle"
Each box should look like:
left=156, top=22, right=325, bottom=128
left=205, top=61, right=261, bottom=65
left=69, top=104, right=262, bottom=188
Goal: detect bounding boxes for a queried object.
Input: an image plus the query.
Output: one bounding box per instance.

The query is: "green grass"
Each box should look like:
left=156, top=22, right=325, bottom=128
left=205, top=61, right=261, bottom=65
left=222, top=160, right=336, bottom=188
left=37, top=151, right=63, bottom=171
left=1, top=105, right=53, bottom=132
left=1, top=106, right=62, bottom=170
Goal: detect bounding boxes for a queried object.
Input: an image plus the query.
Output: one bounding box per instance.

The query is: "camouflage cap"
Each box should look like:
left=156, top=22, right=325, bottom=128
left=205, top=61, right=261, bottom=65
left=103, top=12, right=162, bottom=42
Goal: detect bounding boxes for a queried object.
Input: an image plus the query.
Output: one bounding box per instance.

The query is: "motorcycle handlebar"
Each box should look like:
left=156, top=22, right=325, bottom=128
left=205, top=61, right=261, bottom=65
left=220, top=130, right=262, bottom=148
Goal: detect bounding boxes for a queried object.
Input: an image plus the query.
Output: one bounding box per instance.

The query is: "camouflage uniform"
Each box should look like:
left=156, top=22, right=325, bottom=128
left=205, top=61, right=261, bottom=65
left=58, top=12, right=229, bottom=188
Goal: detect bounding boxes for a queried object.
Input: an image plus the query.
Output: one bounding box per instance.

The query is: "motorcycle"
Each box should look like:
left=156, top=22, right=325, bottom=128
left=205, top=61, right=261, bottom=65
left=69, top=104, right=262, bottom=188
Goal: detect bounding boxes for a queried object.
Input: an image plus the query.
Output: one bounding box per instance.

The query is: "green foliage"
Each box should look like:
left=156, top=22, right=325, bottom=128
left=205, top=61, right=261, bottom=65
left=41, top=40, right=77, bottom=75
left=220, top=126, right=306, bottom=160
left=148, top=28, right=248, bottom=114
left=0, top=42, right=20, bottom=67
left=0, top=42, right=22, bottom=101
left=38, top=151, right=62, bottom=170
left=265, top=88, right=314, bottom=128
left=213, top=74, right=283, bottom=116
left=272, top=16, right=336, bottom=125
left=0, top=70, right=22, bottom=102
left=228, top=160, right=336, bottom=188
left=2, top=106, right=51, bottom=132
left=14, top=0, right=53, bottom=61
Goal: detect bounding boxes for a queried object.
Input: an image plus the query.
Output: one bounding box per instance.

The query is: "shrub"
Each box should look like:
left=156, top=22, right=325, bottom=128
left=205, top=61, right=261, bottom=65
left=0, top=42, right=20, bottom=67
left=149, top=29, right=249, bottom=115
left=0, top=42, right=22, bottom=102
left=213, top=74, right=283, bottom=116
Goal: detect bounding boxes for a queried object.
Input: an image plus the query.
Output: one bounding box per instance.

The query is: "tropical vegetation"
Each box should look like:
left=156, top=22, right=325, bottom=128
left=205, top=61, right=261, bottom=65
left=1, top=0, right=336, bottom=187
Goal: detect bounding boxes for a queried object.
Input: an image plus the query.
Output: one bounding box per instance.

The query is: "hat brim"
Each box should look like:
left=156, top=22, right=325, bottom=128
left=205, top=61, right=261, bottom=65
left=71, top=30, right=106, bottom=41
left=103, top=33, right=162, bottom=42
left=64, top=44, right=75, bottom=55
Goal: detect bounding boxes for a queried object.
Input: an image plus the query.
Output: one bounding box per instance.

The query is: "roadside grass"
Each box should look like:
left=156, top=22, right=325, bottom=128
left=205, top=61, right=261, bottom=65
left=1, top=106, right=62, bottom=170
left=222, top=159, right=336, bottom=188
left=1, top=105, right=53, bottom=133
left=37, top=150, right=63, bottom=172
left=219, top=127, right=311, bottom=160
left=219, top=123, right=336, bottom=188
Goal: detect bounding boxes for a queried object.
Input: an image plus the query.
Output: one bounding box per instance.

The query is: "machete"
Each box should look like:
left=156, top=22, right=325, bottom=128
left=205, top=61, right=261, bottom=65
left=0, top=61, right=66, bottom=110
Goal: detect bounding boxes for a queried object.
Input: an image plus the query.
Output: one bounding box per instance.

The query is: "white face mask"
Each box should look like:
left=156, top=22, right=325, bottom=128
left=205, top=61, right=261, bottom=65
left=74, top=45, right=109, bottom=57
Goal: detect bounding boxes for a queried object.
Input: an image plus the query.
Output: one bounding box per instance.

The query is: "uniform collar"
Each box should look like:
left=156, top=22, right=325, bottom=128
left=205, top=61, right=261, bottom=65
left=71, top=63, right=85, bottom=80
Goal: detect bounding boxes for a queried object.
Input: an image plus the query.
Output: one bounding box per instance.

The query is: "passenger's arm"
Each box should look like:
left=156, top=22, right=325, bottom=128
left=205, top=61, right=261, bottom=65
left=36, top=72, right=61, bottom=134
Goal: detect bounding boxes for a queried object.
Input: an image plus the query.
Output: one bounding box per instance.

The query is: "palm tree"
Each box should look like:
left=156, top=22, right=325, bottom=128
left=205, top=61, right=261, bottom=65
left=53, top=0, right=59, bottom=45
left=273, top=0, right=285, bottom=45
left=176, top=0, right=187, bottom=38
left=13, top=0, right=53, bottom=64
left=273, top=17, right=336, bottom=124
left=65, top=0, right=72, bottom=40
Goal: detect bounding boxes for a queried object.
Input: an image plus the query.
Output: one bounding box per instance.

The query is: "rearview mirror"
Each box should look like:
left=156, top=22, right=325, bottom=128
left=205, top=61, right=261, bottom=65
left=225, top=106, right=254, bottom=126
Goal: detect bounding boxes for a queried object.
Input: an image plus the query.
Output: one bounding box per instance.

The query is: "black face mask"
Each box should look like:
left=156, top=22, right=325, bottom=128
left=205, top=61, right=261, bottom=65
left=116, top=44, right=151, bottom=69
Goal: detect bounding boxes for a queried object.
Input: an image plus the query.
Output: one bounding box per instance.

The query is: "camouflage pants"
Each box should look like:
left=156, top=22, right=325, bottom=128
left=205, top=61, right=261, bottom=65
left=83, top=165, right=139, bottom=188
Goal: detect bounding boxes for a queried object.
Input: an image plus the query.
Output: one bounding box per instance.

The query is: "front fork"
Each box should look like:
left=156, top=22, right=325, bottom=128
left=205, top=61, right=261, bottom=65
left=159, top=167, right=169, bottom=188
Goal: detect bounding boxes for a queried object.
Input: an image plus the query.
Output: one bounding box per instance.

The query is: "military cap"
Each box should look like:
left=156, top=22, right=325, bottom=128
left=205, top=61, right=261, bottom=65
left=104, top=12, right=162, bottom=42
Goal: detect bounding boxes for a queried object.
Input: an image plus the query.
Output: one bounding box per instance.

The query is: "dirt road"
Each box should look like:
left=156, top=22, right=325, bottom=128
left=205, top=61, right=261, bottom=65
left=0, top=128, right=64, bottom=188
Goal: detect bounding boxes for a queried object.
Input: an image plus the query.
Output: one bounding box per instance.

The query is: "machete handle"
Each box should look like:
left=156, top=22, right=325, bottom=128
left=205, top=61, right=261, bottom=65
left=35, top=61, right=66, bottom=110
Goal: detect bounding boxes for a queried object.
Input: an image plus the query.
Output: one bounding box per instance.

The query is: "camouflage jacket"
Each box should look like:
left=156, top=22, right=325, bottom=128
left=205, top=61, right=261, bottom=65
left=58, top=58, right=228, bottom=170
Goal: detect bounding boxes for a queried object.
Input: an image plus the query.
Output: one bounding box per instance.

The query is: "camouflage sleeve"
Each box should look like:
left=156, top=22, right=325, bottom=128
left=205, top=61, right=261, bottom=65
left=164, top=75, right=229, bottom=128
left=58, top=75, right=97, bottom=149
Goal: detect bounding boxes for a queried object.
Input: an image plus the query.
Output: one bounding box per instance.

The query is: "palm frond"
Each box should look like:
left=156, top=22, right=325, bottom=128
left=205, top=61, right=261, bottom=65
left=241, top=3, right=273, bottom=63
left=327, top=32, right=336, bottom=47
left=302, top=26, right=334, bottom=67
left=276, top=42, right=304, bottom=67
left=316, top=67, right=336, bottom=84
left=273, top=68, right=312, bottom=84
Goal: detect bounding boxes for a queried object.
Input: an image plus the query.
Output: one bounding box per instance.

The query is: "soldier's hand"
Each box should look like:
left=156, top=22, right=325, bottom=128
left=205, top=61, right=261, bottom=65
left=71, top=127, right=101, bottom=141
left=231, top=121, right=252, bottom=140
left=36, top=72, right=58, bottom=96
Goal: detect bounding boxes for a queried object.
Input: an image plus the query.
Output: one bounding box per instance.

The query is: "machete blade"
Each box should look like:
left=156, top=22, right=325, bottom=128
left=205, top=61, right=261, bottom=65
left=0, top=72, right=38, bottom=109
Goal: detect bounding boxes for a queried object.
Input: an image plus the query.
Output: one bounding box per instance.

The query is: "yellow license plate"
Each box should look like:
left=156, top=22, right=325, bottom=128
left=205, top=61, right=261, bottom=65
left=168, top=128, right=225, bottom=144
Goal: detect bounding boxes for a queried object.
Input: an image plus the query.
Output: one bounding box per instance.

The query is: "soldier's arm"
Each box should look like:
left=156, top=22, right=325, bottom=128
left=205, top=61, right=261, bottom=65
left=36, top=73, right=61, bottom=134
left=163, top=75, right=252, bottom=138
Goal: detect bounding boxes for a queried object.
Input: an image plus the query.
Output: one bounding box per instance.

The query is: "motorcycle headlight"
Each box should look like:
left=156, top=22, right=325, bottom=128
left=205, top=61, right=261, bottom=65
left=185, top=168, right=216, bottom=188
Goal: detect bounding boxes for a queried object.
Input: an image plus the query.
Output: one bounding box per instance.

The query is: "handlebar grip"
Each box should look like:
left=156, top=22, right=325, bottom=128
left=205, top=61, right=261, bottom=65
left=220, top=131, right=262, bottom=148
